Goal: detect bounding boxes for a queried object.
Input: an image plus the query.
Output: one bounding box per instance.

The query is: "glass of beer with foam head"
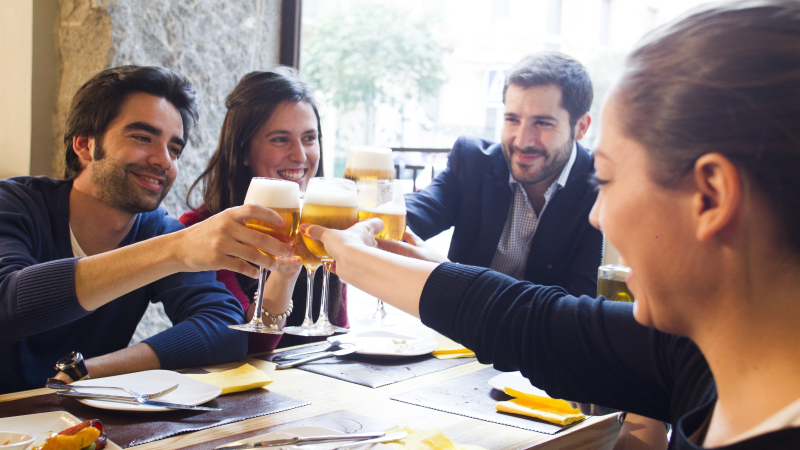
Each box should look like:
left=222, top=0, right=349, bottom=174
left=343, top=146, right=395, bottom=182
left=229, top=177, right=300, bottom=334
left=356, top=179, right=407, bottom=326
left=300, top=178, right=359, bottom=335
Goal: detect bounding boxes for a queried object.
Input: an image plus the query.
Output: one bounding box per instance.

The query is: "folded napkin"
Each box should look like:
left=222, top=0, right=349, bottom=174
left=383, top=426, right=486, bottom=450
left=185, top=363, right=272, bottom=395
left=431, top=337, right=475, bottom=360
left=495, top=387, right=585, bottom=426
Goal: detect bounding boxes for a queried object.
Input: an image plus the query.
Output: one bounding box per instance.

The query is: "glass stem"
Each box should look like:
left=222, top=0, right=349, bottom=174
left=377, top=299, right=387, bottom=317
left=251, top=266, right=268, bottom=325
left=317, top=260, right=332, bottom=325
left=303, top=266, right=317, bottom=326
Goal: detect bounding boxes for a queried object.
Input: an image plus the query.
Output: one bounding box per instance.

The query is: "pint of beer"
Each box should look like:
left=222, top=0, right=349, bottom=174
left=343, top=146, right=395, bottom=181
left=356, top=179, right=407, bottom=241
left=300, top=178, right=359, bottom=261
left=597, top=264, right=634, bottom=302
left=243, top=178, right=301, bottom=257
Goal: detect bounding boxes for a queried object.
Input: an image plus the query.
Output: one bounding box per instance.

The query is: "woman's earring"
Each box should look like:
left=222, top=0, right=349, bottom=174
left=244, top=160, right=250, bottom=167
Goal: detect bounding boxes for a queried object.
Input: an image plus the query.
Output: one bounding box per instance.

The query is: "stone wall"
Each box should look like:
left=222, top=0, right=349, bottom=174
left=55, top=0, right=282, bottom=344
left=56, top=0, right=281, bottom=216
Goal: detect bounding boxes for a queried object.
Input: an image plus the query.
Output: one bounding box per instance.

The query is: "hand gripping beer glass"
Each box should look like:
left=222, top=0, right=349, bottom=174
left=229, top=178, right=300, bottom=334
left=299, top=178, right=359, bottom=335
left=343, top=146, right=395, bottom=182
left=356, top=179, right=407, bottom=327
left=282, top=194, right=326, bottom=336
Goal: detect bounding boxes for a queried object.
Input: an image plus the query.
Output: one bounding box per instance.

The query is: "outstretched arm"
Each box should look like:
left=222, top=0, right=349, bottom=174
left=301, top=219, right=437, bottom=318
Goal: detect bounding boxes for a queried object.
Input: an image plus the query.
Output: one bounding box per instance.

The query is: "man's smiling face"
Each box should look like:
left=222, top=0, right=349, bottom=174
left=86, top=92, right=185, bottom=213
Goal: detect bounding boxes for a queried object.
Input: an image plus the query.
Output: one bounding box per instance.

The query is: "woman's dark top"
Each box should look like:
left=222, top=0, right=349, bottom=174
left=419, top=263, right=800, bottom=449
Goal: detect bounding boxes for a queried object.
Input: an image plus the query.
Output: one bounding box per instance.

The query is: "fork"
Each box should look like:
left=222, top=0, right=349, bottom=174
left=46, top=380, right=179, bottom=403
left=272, top=340, right=352, bottom=361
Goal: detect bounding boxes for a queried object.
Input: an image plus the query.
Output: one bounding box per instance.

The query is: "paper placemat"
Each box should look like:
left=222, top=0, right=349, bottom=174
left=178, top=409, right=393, bottom=450
left=0, top=388, right=308, bottom=447
left=256, top=344, right=477, bottom=388
left=391, top=367, right=586, bottom=435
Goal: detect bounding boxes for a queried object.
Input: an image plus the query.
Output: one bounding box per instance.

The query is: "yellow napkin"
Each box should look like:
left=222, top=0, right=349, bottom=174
left=431, top=337, right=475, bottom=359
left=382, top=426, right=486, bottom=450
left=184, top=363, right=272, bottom=395
left=495, top=387, right=585, bottom=426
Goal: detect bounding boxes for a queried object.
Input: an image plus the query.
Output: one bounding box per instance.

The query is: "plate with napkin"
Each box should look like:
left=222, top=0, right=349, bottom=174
left=488, top=371, right=585, bottom=426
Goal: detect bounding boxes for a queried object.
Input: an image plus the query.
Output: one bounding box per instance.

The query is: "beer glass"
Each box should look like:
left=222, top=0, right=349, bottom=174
left=283, top=194, right=326, bottom=336
left=356, top=179, right=407, bottom=326
left=343, top=146, right=395, bottom=182
left=229, top=178, right=300, bottom=334
left=597, top=264, right=634, bottom=302
left=300, top=178, right=359, bottom=335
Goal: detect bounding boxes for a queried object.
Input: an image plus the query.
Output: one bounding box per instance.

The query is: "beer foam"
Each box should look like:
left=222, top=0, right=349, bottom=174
left=244, top=178, right=300, bottom=208
left=345, top=147, right=394, bottom=171
left=304, top=189, right=359, bottom=207
left=359, top=203, right=407, bottom=215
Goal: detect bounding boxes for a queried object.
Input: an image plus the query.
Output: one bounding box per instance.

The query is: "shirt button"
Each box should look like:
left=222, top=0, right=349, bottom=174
left=547, top=264, right=553, bottom=269
left=528, top=213, right=534, bottom=219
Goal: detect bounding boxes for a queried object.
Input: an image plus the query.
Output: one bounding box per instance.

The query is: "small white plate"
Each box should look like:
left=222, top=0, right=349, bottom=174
left=71, top=370, right=221, bottom=412
left=488, top=371, right=550, bottom=397
left=225, top=426, right=391, bottom=450
left=0, top=411, right=122, bottom=449
left=329, top=331, right=439, bottom=357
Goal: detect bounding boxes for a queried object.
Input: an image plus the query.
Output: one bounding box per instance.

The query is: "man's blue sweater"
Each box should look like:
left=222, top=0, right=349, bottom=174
left=0, top=176, right=248, bottom=394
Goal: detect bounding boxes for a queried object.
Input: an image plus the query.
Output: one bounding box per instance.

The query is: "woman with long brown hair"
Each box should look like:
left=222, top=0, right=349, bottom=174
left=301, top=1, right=800, bottom=447
left=181, top=68, right=347, bottom=352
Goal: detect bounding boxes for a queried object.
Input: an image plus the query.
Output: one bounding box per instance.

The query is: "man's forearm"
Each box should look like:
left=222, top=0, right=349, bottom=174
left=53, top=342, right=160, bottom=382
left=74, top=233, right=184, bottom=311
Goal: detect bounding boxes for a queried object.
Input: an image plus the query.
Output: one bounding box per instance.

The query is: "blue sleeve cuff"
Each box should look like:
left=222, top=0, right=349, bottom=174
left=419, top=262, right=489, bottom=339
left=143, top=321, right=212, bottom=370
left=16, top=258, right=89, bottom=334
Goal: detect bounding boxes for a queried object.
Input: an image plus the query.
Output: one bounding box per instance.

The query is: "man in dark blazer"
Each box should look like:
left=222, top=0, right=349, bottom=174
left=405, top=52, right=602, bottom=297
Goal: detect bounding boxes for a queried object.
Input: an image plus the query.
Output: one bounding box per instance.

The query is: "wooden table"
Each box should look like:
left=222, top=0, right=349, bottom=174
left=0, top=295, right=621, bottom=449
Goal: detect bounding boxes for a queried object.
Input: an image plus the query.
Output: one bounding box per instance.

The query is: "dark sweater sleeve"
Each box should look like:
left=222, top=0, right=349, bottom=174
left=420, top=262, right=679, bottom=422
left=0, top=183, right=89, bottom=342
left=142, top=217, right=248, bottom=369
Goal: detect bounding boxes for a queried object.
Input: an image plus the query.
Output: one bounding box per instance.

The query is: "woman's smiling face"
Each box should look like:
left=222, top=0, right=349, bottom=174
left=246, top=101, right=320, bottom=191
left=589, top=96, right=702, bottom=335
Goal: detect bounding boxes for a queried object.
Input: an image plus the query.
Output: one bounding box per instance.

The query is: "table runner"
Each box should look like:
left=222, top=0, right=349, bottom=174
left=391, top=367, right=585, bottom=435
left=255, top=344, right=477, bottom=388
left=0, top=389, right=308, bottom=447
left=179, top=409, right=393, bottom=450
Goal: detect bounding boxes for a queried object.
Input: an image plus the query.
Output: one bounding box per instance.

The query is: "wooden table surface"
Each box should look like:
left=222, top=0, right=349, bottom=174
left=0, top=293, right=621, bottom=449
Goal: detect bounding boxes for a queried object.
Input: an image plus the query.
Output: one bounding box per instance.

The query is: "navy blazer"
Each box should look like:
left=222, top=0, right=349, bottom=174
left=405, top=136, right=603, bottom=297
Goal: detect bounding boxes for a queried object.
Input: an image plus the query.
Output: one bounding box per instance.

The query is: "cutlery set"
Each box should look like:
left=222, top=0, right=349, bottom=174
left=216, top=430, right=408, bottom=449
left=46, top=381, right=220, bottom=411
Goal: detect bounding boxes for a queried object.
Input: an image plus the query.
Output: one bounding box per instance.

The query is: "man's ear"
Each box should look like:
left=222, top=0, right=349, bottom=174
left=573, top=113, right=592, bottom=141
left=692, top=153, right=742, bottom=242
left=72, top=135, right=95, bottom=165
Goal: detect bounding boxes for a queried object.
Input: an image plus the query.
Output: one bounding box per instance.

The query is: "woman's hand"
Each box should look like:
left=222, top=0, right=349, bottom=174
left=377, top=228, right=449, bottom=263
left=299, top=218, right=383, bottom=258
left=170, top=204, right=294, bottom=278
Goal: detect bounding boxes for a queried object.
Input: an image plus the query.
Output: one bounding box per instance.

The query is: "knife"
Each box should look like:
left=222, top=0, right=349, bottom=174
left=276, top=346, right=360, bottom=369
left=56, top=391, right=221, bottom=411
left=215, top=431, right=386, bottom=449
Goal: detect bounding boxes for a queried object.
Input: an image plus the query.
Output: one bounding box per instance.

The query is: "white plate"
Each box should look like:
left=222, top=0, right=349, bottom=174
left=488, top=371, right=550, bottom=397
left=0, top=411, right=122, bottom=449
left=329, top=331, right=440, bottom=357
left=225, top=425, right=391, bottom=450
left=71, top=370, right=221, bottom=412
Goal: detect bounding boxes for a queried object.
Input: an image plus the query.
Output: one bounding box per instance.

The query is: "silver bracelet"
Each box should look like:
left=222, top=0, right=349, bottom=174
left=259, top=296, right=293, bottom=321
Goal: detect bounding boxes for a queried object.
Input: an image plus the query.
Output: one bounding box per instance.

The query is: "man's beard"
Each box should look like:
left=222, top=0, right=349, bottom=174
left=503, top=137, right=573, bottom=186
left=90, top=142, right=174, bottom=214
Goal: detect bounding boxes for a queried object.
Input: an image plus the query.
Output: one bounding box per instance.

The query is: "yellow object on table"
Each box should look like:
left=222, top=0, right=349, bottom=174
left=33, top=426, right=100, bottom=450
left=496, top=387, right=585, bottom=426
left=382, top=426, right=486, bottom=450
left=431, top=337, right=475, bottom=359
left=185, top=363, right=272, bottom=395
